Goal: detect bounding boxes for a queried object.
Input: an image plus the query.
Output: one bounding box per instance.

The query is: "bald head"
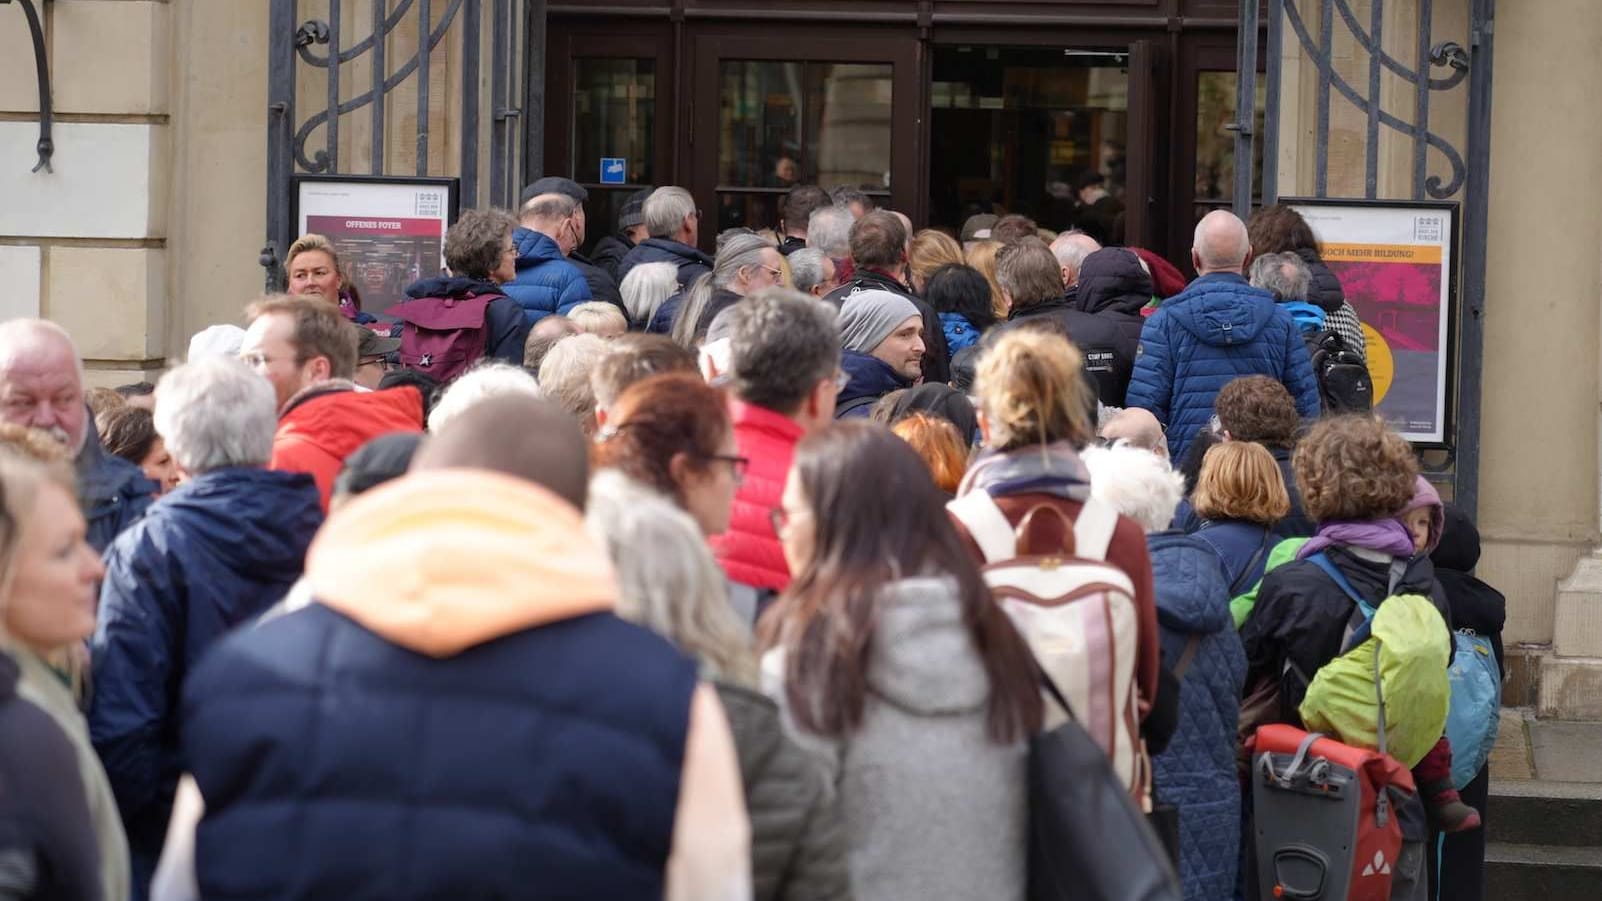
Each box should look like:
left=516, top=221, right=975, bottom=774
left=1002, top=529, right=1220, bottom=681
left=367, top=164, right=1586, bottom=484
left=1100, top=407, right=1169, bottom=460
left=1049, top=232, right=1102, bottom=287
left=0, top=319, right=87, bottom=451
left=1192, top=210, right=1252, bottom=275
left=412, top=394, right=590, bottom=511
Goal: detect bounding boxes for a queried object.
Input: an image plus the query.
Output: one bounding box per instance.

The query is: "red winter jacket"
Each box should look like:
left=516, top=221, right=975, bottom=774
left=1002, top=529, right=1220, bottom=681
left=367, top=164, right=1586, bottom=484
left=271, top=383, right=425, bottom=511
left=711, top=401, right=803, bottom=592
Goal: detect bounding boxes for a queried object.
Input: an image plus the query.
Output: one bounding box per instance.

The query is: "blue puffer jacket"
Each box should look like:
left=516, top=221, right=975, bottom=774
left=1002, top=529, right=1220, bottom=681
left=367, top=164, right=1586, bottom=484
left=502, top=227, right=592, bottom=326
left=1126, top=273, right=1320, bottom=460
left=940, top=312, right=980, bottom=355
left=79, top=411, right=156, bottom=554
left=89, top=468, right=323, bottom=869
left=1147, top=532, right=1246, bottom=901
left=836, top=350, right=910, bottom=419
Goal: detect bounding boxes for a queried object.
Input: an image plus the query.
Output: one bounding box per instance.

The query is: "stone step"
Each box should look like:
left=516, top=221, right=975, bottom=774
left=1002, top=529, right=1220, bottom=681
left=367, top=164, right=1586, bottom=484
left=1488, top=779, right=1602, bottom=847
left=1484, top=843, right=1602, bottom=900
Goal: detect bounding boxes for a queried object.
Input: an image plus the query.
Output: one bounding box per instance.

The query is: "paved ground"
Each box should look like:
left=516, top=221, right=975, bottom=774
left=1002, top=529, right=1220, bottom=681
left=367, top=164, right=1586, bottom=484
left=1492, top=708, right=1602, bottom=782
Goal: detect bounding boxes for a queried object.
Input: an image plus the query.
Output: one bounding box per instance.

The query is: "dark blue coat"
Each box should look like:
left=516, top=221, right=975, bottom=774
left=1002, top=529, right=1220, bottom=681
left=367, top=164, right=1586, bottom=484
left=1146, top=533, right=1246, bottom=901
left=1126, top=273, right=1320, bottom=461
left=79, top=411, right=156, bottom=554
left=617, top=237, right=714, bottom=289
left=89, top=467, right=322, bottom=866
left=503, top=228, right=592, bottom=326
left=1189, top=519, right=1276, bottom=596
left=182, top=603, right=696, bottom=899
left=398, top=274, right=531, bottom=366
left=836, top=350, right=910, bottom=418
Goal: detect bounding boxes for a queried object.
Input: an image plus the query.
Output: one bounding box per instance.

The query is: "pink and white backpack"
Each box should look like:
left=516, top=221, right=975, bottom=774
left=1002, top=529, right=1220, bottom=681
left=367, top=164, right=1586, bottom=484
left=948, top=490, right=1151, bottom=804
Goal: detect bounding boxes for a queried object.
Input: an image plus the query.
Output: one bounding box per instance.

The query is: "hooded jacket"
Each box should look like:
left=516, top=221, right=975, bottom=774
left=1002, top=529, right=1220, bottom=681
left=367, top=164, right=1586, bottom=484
left=1431, top=506, right=1506, bottom=672
left=270, top=382, right=425, bottom=510
left=825, top=269, right=951, bottom=384
left=619, top=237, right=715, bottom=289
left=394, top=274, right=531, bottom=367
left=835, top=351, right=910, bottom=419
left=569, top=249, right=625, bottom=310
left=592, top=233, right=636, bottom=282
left=1146, top=533, right=1245, bottom=901
left=712, top=401, right=804, bottom=594
left=178, top=470, right=740, bottom=899
left=1293, top=247, right=1367, bottom=361
left=78, top=410, right=156, bottom=554
left=1126, top=273, right=1321, bottom=460
left=502, top=227, right=593, bottom=325
left=1065, top=248, right=1155, bottom=407
left=767, top=577, right=1027, bottom=901
left=89, top=467, right=323, bottom=871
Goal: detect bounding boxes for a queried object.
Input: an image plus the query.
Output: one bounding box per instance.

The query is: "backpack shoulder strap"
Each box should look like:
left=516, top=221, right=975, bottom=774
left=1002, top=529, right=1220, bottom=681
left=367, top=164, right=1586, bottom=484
left=947, top=490, right=1017, bottom=564
left=1172, top=634, right=1204, bottom=679
left=1072, top=496, right=1118, bottom=562
left=1307, top=551, right=1364, bottom=607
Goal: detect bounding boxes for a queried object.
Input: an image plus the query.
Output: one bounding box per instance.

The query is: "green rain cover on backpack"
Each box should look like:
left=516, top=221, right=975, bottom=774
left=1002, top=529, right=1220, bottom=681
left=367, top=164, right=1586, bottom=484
left=1298, top=594, right=1452, bottom=768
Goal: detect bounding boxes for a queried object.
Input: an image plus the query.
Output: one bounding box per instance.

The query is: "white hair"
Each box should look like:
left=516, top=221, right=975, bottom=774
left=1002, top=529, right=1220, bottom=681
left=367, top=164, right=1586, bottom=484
left=538, top=333, right=609, bottom=429
left=154, top=356, right=278, bottom=473
left=787, top=248, right=830, bottom=295
left=566, top=302, right=628, bottom=336
left=806, top=204, right=854, bottom=258
left=1081, top=443, right=1186, bottom=534
left=0, top=318, right=84, bottom=382
left=585, top=470, right=758, bottom=685
left=426, top=362, right=542, bottom=433
left=644, top=186, right=696, bottom=239
left=620, top=262, right=680, bottom=327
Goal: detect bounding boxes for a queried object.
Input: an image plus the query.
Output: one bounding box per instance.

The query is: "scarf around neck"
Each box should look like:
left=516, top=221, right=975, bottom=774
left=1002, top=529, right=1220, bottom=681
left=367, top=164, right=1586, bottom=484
left=957, top=441, right=1092, bottom=503
left=1296, top=518, right=1416, bottom=561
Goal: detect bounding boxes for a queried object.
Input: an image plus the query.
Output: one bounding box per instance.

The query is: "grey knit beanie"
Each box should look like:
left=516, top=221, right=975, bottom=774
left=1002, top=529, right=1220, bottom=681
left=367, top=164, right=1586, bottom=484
left=838, top=289, right=921, bottom=354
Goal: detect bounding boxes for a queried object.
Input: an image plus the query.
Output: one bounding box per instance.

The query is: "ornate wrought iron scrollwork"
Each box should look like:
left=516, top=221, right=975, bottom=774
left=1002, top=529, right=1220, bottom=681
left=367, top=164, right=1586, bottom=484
left=1283, top=0, right=1470, bottom=199
left=2, top=0, right=54, bottom=173
left=289, top=0, right=465, bottom=174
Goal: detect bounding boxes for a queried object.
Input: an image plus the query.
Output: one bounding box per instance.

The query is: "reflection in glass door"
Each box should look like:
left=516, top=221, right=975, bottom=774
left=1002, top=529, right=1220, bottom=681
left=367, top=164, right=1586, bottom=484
left=930, top=46, right=1131, bottom=243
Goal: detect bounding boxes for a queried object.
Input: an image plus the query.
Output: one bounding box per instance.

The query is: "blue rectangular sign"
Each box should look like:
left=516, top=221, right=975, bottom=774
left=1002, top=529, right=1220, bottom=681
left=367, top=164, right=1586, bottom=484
left=600, top=157, right=627, bottom=185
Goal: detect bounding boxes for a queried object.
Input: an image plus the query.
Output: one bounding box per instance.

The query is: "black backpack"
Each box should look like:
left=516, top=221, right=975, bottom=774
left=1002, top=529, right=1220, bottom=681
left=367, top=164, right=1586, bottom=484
left=1305, top=328, right=1373, bottom=414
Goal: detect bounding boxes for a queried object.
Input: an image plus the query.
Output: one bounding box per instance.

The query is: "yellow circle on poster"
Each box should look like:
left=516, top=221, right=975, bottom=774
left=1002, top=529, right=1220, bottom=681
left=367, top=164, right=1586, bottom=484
left=1363, top=323, right=1394, bottom=405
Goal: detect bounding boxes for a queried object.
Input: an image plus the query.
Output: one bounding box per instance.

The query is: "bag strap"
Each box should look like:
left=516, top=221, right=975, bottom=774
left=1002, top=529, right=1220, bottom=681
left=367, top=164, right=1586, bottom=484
left=1038, top=667, right=1078, bottom=724
left=947, top=490, right=1017, bottom=564
left=1172, top=634, right=1203, bottom=680
left=1227, top=531, right=1274, bottom=596
left=1373, top=637, right=1388, bottom=757
left=1072, top=496, right=1118, bottom=562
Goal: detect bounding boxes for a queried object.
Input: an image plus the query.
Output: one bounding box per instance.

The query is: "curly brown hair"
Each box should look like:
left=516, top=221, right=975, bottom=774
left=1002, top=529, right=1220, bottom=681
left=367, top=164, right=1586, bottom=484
left=1293, top=415, right=1418, bottom=523
left=1215, top=376, right=1300, bottom=449
left=445, top=208, right=518, bottom=281
left=1246, top=204, right=1319, bottom=256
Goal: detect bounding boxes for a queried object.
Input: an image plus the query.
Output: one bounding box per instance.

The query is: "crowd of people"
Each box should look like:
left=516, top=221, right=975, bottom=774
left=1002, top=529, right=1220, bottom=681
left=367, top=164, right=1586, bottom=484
left=0, top=176, right=1506, bottom=901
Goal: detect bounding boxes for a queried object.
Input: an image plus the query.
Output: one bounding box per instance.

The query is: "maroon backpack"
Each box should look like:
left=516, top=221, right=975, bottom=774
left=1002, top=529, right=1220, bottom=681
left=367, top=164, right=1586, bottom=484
left=385, top=293, right=497, bottom=384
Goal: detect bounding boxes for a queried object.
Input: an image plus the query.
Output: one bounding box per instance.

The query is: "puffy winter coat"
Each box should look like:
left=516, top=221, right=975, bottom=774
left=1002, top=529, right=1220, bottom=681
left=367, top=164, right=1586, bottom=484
left=570, top=249, right=624, bottom=310
left=270, top=382, right=425, bottom=510
left=79, top=410, right=156, bottom=554
left=592, top=233, right=636, bottom=282
left=1146, top=533, right=1245, bottom=901
left=618, top=237, right=714, bottom=289
left=1126, top=273, right=1321, bottom=461
left=1189, top=519, right=1277, bottom=596
left=825, top=269, right=951, bottom=384
left=836, top=351, right=911, bottom=419
left=1064, top=248, right=1153, bottom=407
left=503, top=227, right=592, bottom=325
left=717, top=681, right=852, bottom=901
left=712, top=401, right=802, bottom=593
left=394, top=274, right=531, bottom=367
left=90, top=467, right=323, bottom=872
left=940, top=313, right=980, bottom=356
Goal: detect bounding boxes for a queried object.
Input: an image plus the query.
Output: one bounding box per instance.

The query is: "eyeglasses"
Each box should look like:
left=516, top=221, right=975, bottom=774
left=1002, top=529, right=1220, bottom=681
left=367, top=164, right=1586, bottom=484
left=704, top=453, right=749, bottom=485
left=358, top=356, right=395, bottom=372
left=759, top=265, right=784, bottom=280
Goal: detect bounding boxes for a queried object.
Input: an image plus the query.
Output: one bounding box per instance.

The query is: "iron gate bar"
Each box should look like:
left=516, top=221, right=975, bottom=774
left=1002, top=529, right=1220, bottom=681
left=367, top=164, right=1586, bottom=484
left=1263, top=0, right=1285, bottom=205
left=2, top=0, right=54, bottom=173
left=1231, top=0, right=1258, bottom=220
left=491, top=0, right=510, bottom=206
left=1365, top=0, right=1380, bottom=199
left=461, top=0, right=481, bottom=206
left=327, top=0, right=341, bottom=173
left=418, top=0, right=432, bottom=175
left=1315, top=0, right=1333, bottom=195
left=265, top=0, right=298, bottom=291
left=373, top=0, right=387, bottom=169
left=1453, top=0, right=1495, bottom=517
left=1414, top=0, right=1430, bottom=200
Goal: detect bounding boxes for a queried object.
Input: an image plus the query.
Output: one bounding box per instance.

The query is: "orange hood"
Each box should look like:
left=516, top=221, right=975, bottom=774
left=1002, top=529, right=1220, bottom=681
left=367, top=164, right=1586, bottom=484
left=278, top=384, right=425, bottom=462
left=306, top=469, right=616, bottom=657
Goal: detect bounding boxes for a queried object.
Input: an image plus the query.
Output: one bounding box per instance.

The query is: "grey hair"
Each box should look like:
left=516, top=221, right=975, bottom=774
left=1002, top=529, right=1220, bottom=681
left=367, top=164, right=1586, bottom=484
left=1249, top=251, right=1312, bottom=302
left=727, top=287, right=841, bottom=414
left=788, top=248, right=830, bottom=295
left=644, top=186, right=696, bottom=239
left=586, top=470, right=758, bottom=686
left=806, top=204, right=854, bottom=258
left=1049, top=231, right=1100, bottom=273
left=519, top=192, right=578, bottom=226
left=711, top=232, right=775, bottom=290
left=0, top=319, right=84, bottom=383
left=669, top=275, right=719, bottom=350
left=537, top=333, right=609, bottom=431
left=154, top=356, right=277, bottom=473
left=427, top=361, right=542, bottom=432
left=1081, top=443, right=1186, bottom=534
left=620, top=261, right=679, bottom=327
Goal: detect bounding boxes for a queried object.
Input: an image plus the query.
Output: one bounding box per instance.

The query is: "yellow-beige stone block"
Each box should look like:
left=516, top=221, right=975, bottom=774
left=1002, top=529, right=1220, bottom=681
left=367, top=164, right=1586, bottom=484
left=0, top=3, right=42, bottom=113
left=52, top=0, right=171, bottom=116
left=46, top=246, right=166, bottom=361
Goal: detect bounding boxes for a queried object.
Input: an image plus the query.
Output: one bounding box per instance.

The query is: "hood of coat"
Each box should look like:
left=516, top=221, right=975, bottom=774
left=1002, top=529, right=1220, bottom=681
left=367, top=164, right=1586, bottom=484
left=1401, top=475, right=1445, bottom=556
left=839, top=350, right=911, bottom=406
left=1430, top=504, right=1480, bottom=572
left=638, top=237, right=714, bottom=269
left=278, top=384, right=425, bottom=462
left=1075, top=248, right=1155, bottom=316
left=1294, top=247, right=1346, bottom=314
left=511, top=227, right=568, bottom=268
left=152, top=467, right=323, bottom=572
left=1147, top=533, right=1233, bottom=633
left=404, top=274, right=501, bottom=300
left=306, top=469, right=617, bottom=657
left=868, top=576, right=990, bottom=714
left=1163, top=274, right=1281, bottom=347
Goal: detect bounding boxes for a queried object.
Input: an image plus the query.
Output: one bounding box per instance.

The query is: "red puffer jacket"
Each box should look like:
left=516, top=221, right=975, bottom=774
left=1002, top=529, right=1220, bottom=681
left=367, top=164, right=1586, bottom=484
left=711, top=401, right=803, bottom=592
left=271, top=382, right=425, bottom=511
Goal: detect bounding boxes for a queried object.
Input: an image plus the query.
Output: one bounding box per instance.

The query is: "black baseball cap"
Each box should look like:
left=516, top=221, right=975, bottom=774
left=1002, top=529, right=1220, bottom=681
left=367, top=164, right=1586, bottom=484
left=520, top=177, right=588, bottom=206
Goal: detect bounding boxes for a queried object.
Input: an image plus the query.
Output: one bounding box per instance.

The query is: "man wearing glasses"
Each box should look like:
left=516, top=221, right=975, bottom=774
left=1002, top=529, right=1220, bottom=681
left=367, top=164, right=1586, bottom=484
left=617, top=186, right=715, bottom=289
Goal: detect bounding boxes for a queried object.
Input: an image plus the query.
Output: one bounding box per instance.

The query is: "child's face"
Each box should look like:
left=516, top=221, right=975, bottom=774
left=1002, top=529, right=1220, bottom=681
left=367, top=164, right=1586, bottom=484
left=1401, top=507, right=1432, bottom=554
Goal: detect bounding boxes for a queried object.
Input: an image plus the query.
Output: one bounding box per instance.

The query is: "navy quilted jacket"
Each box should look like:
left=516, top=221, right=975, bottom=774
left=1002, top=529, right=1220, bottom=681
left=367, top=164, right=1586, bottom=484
left=1126, top=273, right=1320, bottom=460
left=503, top=227, right=592, bottom=326
left=1146, top=533, right=1245, bottom=901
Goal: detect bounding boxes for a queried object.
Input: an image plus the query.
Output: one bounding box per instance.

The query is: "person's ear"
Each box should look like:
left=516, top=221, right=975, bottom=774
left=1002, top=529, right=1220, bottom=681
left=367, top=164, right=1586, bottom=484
left=1240, top=248, right=1254, bottom=274
left=309, top=355, right=332, bottom=383
left=668, top=450, right=694, bottom=487
left=1191, top=249, right=1203, bottom=272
